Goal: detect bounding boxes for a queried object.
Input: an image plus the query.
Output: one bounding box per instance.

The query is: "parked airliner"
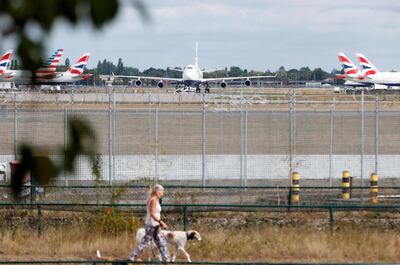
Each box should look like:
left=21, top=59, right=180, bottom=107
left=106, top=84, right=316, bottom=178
left=0, top=49, right=64, bottom=83
left=356, top=53, right=400, bottom=87
left=336, top=52, right=372, bottom=87
left=0, top=51, right=91, bottom=84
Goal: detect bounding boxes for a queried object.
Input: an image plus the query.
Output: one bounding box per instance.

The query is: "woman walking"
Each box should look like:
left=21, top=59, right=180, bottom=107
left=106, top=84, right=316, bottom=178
left=129, top=184, right=171, bottom=262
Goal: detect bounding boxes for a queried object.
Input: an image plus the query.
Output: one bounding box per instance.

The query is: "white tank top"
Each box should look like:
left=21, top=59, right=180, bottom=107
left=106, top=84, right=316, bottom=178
left=145, top=198, right=161, bottom=227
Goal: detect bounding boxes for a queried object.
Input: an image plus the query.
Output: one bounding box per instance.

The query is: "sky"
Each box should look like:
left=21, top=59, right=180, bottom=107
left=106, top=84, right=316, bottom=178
left=3, top=0, right=400, bottom=72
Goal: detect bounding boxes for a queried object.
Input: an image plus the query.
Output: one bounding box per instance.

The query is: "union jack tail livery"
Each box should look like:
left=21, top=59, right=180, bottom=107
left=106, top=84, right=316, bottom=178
left=0, top=50, right=13, bottom=75
left=356, top=53, right=379, bottom=77
left=68, top=53, right=90, bottom=77
left=337, top=53, right=363, bottom=79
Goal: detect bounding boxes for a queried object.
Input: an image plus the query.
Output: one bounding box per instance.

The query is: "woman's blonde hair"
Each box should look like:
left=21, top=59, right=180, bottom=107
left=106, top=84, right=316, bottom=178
left=147, top=184, right=165, bottom=199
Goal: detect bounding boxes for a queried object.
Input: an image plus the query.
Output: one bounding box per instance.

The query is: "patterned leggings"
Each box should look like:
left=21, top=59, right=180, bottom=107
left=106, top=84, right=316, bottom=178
left=131, top=225, right=170, bottom=261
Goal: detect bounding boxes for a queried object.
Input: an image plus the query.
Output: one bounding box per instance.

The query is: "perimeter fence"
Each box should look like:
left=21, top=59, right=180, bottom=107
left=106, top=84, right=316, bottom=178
left=2, top=201, right=400, bottom=236
left=1, top=184, right=400, bottom=205
left=1, top=89, right=400, bottom=187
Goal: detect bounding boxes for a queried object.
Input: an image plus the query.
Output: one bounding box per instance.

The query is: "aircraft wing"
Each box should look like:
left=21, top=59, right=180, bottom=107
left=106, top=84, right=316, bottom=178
left=202, top=74, right=277, bottom=82
left=112, top=73, right=182, bottom=82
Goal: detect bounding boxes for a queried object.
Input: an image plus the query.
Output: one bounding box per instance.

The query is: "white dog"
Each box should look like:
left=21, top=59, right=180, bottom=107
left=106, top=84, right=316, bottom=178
left=136, top=228, right=202, bottom=262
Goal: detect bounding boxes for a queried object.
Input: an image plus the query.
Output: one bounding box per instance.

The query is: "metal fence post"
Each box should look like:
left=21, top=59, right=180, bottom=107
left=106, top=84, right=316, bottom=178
left=329, top=206, right=334, bottom=225
left=202, top=91, right=206, bottom=187
left=293, top=93, right=296, bottom=155
left=244, top=101, right=248, bottom=187
left=360, top=91, right=365, bottom=195
left=155, top=108, right=159, bottom=183
left=113, top=91, right=116, bottom=182
left=289, top=92, right=297, bottom=185
left=37, top=204, right=42, bottom=237
left=219, top=108, right=224, bottom=153
left=13, top=92, right=17, bottom=160
left=108, top=91, right=112, bottom=185
left=148, top=92, right=153, bottom=180
left=288, top=93, right=292, bottom=184
left=219, top=89, right=224, bottom=153
left=183, top=205, right=188, bottom=231
left=64, top=107, right=68, bottom=185
left=375, top=95, right=379, bottom=174
left=240, top=91, right=244, bottom=186
left=71, top=87, right=74, bottom=107
left=329, top=96, right=336, bottom=187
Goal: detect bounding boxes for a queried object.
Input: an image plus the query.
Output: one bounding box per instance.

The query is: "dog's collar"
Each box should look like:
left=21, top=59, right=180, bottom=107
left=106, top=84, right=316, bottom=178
left=186, top=231, right=190, bottom=240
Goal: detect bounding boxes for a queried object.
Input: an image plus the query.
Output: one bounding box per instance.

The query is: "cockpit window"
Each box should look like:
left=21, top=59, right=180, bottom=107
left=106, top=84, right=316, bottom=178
left=186, top=66, right=193, bottom=69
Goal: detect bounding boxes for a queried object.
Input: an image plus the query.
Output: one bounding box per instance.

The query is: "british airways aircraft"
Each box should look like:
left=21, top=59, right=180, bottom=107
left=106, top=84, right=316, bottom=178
left=113, top=43, right=276, bottom=93
left=45, top=53, right=92, bottom=83
left=0, top=50, right=13, bottom=76
left=336, top=52, right=372, bottom=87
left=356, top=53, right=400, bottom=87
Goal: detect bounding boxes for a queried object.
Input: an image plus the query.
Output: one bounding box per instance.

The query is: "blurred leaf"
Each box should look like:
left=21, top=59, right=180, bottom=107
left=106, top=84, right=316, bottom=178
left=2, top=0, right=149, bottom=195
left=90, top=0, right=119, bottom=28
left=11, top=117, right=97, bottom=198
left=10, top=145, right=32, bottom=197
left=17, top=35, right=43, bottom=75
left=31, top=156, right=59, bottom=186
left=132, top=0, right=150, bottom=24
left=64, top=117, right=97, bottom=173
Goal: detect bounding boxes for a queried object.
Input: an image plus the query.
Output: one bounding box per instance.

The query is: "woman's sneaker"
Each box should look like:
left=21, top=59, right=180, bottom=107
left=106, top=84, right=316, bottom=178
left=128, top=255, right=142, bottom=262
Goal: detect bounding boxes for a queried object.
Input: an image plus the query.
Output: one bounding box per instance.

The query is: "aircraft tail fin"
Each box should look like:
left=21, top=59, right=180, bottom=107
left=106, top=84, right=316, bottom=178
left=338, top=52, right=362, bottom=77
left=68, top=53, right=90, bottom=76
left=36, top=48, right=64, bottom=76
left=356, top=53, right=379, bottom=76
left=0, top=50, right=13, bottom=75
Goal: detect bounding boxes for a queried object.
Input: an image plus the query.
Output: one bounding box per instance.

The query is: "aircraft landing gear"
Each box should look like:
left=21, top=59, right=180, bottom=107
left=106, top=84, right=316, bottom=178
left=205, top=84, right=210, bottom=93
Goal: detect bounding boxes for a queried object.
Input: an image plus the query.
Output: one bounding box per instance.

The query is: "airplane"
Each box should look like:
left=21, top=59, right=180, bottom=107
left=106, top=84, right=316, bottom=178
left=112, top=43, right=276, bottom=93
left=43, top=53, right=92, bottom=83
left=356, top=53, right=400, bottom=87
left=0, top=48, right=64, bottom=83
left=0, top=50, right=13, bottom=76
left=0, top=51, right=92, bottom=84
left=336, top=52, right=372, bottom=87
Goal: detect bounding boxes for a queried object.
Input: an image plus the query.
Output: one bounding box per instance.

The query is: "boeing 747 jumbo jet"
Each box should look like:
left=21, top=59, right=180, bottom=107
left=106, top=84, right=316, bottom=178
left=113, top=43, right=276, bottom=93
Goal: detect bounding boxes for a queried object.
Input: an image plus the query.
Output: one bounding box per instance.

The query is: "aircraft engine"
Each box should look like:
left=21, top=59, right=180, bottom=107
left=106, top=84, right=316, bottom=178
left=220, top=81, right=227, bottom=88
left=157, top=81, right=164, bottom=88
left=244, top=79, right=251, bottom=87
left=135, top=79, right=142, bottom=87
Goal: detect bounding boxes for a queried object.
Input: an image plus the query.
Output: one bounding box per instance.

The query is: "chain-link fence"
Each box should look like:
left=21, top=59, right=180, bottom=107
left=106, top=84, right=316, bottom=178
left=1, top=89, right=400, bottom=187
